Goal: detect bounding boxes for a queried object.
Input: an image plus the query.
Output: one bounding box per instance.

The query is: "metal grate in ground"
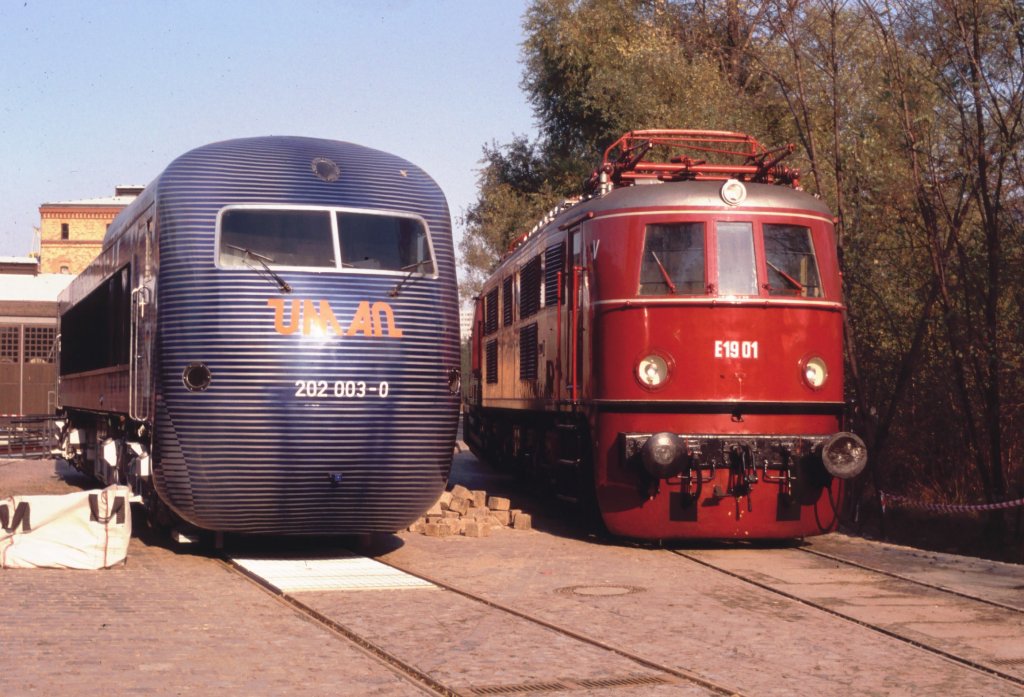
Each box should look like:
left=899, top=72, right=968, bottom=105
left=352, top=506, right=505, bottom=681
left=231, top=554, right=436, bottom=592
left=468, top=674, right=675, bottom=694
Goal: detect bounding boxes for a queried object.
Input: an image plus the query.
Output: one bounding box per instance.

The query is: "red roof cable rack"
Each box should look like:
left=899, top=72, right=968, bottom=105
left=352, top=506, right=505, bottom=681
left=585, top=129, right=801, bottom=194
left=506, top=129, right=800, bottom=255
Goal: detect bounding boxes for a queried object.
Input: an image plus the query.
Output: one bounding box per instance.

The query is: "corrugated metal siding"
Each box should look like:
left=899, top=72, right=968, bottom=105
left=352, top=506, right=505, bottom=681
left=149, top=137, right=459, bottom=533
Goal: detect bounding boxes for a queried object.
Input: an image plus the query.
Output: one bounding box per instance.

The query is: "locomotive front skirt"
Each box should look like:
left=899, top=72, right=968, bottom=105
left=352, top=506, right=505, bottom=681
left=57, top=136, right=461, bottom=535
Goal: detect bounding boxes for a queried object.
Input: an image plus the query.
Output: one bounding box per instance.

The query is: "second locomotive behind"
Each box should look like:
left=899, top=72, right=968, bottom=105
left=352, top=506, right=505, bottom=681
left=463, top=130, right=867, bottom=540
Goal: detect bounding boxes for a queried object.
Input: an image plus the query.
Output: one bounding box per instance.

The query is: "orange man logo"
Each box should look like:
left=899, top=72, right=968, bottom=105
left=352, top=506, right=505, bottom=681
left=267, top=299, right=404, bottom=338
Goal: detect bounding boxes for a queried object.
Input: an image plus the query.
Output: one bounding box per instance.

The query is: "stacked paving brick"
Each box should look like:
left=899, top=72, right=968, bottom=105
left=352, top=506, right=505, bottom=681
left=407, top=484, right=532, bottom=537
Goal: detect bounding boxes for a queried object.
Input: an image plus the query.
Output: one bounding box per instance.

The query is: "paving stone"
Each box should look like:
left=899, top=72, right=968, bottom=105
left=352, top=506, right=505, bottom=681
left=439, top=520, right=461, bottom=536
left=512, top=512, right=532, bottom=531
left=0, top=459, right=423, bottom=696
left=449, top=484, right=472, bottom=500
left=448, top=496, right=470, bottom=515
left=463, top=521, right=491, bottom=538
left=470, top=490, right=487, bottom=508
left=487, top=496, right=511, bottom=511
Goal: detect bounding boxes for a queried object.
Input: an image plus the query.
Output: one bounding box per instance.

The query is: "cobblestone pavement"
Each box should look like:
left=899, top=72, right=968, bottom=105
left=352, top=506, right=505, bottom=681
left=379, top=524, right=1024, bottom=696
left=0, top=460, right=420, bottom=696
left=4, top=456, right=1024, bottom=696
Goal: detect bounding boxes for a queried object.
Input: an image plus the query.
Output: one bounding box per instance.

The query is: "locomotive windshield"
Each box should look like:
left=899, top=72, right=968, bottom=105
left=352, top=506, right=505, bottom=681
left=716, top=222, right=758, bottom=296
left=337, top=211, right=432, bottom=272
left=636, top=220, right=825, bottom=299
left=217, top=206, right=434, bottom=274
left=639, top=223, right=705, bottom=295
left=220, top=209, right=336, bottom=268
left=763, top=224, right=822, bottom=297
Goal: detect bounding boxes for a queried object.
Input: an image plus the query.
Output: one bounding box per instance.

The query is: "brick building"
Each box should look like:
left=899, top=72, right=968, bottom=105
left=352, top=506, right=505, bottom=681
left=38, top=185, right=143, bottom=274
left=0, top=185, right=141, bottom=417
left=0, top=264, right=72, bottom=416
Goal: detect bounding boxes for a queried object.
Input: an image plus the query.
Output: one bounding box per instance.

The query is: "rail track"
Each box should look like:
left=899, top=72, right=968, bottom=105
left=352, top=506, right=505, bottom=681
left=221, top=551, right=741, bottom=697
left=672, top=545, right=1024, bottom=691
left=797, top=545, right=1024, bottom=614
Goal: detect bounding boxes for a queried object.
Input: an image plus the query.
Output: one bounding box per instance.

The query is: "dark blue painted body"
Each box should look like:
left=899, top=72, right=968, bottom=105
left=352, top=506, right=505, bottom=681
left=59, top=137, right=460, bottom=534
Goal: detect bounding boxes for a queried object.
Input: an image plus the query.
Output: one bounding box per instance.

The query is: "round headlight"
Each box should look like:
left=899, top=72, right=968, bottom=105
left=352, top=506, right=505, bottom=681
left=801, top=356, right=828, bottom=389
left=822, top=432, right=868, bottom=479
left=720, top=179, right=747, bottom=206
left=637, top=354, right=669, bottom=388
left=641, top=432, right=686, bottom=479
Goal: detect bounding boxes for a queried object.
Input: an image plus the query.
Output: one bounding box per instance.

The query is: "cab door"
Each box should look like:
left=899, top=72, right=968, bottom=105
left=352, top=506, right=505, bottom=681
left=129, top=213, right=156, bottom=422
left=564, top=224, right=584, bottom=403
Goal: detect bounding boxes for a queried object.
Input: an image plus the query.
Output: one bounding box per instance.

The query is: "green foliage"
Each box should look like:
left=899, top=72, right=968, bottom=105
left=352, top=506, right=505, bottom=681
left=458, top=136, right=574, bottom=299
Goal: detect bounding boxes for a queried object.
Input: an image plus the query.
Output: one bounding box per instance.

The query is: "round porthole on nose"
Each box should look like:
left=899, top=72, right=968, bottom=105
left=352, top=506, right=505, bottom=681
left=182, top=363, right=212, bottom=392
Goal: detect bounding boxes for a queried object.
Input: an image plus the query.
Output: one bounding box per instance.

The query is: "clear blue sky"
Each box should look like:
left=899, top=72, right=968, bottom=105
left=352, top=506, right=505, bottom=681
left=0, top=0, right=536, bottom=258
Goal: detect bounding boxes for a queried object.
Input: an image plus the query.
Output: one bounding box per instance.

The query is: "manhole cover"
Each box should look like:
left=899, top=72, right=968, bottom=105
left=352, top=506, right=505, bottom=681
left=555, top=584, right=644, bottom=597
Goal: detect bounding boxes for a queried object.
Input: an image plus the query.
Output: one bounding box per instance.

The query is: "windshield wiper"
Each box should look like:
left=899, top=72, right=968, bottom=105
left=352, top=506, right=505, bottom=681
left=226, top=244, right=291, bottom=293
left=766, top=260, right=804, bottom=293
left=650, top=251, right=677, bottom=294
left=389, top=259, right=431, bottom=297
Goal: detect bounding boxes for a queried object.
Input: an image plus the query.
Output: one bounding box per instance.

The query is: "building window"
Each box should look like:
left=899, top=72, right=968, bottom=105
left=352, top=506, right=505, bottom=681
left=60, top=265, right=70, bottom=274
left=23, top=327, right=56, bottom=364
left=61, top=223, right=70, bottom=240
left=0, top=326, right=19, bottom=363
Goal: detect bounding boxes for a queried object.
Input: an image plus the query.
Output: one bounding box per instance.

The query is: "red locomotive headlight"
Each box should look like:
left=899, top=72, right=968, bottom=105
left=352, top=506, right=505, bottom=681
left=636, top=353, right=671, bottom=389
left=800, top=356, right=828, bottom=390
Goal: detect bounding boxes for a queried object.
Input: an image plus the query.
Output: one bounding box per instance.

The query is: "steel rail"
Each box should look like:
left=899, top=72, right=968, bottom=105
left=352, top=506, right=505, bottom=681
left=220, top=557, right=458, bottom=697
left=796, top=545, right=1024, bottom=615
left=376, top=557, right=744, bottom=697
left=672, top=549, right=1024, bottom=689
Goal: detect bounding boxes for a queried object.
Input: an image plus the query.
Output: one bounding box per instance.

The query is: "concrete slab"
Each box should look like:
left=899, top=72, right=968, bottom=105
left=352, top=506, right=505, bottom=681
left=808, top=533, right=1024, bottom=610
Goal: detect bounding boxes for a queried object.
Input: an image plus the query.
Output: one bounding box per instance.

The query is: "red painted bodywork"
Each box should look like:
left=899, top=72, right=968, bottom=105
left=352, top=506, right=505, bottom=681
left=465, top=140, right=856, bottom=540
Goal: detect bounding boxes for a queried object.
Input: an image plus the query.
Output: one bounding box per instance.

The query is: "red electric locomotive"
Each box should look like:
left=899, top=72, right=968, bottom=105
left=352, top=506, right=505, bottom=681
left=463, top=129, right=867, bottom=540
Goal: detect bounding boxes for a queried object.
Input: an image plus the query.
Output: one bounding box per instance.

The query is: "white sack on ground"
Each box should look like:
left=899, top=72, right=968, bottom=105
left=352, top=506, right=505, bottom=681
left=0, top=485, right=131, bottom=569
